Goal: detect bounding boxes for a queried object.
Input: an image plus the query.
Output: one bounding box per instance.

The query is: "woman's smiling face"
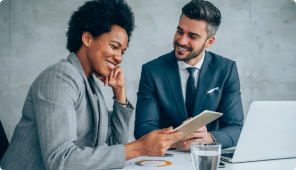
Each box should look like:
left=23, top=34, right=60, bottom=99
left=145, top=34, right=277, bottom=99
left=86, top=25, right=128, bottom=78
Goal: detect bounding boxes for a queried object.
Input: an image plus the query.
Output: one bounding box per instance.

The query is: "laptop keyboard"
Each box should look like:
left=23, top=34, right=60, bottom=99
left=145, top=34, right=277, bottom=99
left=221, top=153, right=234, bottom=158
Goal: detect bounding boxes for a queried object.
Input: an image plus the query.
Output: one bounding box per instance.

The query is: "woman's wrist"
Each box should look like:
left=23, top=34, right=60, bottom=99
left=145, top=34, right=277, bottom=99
left=124, top=140, right=142, bottom=161
left=113, top=86, right=126, bottom=106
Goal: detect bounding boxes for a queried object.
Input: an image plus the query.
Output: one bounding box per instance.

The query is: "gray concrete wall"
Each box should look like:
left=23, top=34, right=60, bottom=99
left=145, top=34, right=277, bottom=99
left=0, top=0, right=295, bottom=142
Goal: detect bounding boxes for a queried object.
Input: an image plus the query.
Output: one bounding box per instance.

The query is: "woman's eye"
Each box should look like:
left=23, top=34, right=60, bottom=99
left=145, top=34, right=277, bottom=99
left=177, top=30, right=182, bottom=34
left=111, top=45, right=117, bottom=49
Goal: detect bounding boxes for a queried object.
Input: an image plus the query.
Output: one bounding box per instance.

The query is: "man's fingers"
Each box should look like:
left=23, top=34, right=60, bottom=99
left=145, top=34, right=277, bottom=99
left=171, top=143, right=177, bottom=148
left=182, top=117, right=192, bottom=124
left=181, top=133, right=195, bottom=140
left=183, top=138, right=200, bottom=146
left=184, top=138, right=206, bottom=145
left=194, top=126, right=207, bottom=133
left=182, top=132, right=206, bottom=140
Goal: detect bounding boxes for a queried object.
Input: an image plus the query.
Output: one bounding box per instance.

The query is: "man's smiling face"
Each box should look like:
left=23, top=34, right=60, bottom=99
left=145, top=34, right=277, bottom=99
left=173, top=15, right=209, bottom=63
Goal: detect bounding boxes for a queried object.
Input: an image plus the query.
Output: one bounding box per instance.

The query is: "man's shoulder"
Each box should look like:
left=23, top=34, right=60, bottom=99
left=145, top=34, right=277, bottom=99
left=207, top=51, right=236, bottom=69
left=207, top=51, right=234, bottom=64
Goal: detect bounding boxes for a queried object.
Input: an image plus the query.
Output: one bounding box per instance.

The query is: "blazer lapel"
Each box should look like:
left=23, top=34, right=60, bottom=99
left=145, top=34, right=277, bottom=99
left=163, top=51, right=188, bottom=120
left=67, top=53, right=100, bottom=145
left=89, top=77, right=109, bottom=145
left=192, top=51, right=216, bottom=116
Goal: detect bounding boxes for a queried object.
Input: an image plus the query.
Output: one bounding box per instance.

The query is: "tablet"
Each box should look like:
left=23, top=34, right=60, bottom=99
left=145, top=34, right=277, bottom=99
left=172, top=110, right=223, bottom=143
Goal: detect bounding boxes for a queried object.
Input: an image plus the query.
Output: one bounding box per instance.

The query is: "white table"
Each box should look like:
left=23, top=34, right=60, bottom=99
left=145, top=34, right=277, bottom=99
left=117, top=150, right=296, bottom=170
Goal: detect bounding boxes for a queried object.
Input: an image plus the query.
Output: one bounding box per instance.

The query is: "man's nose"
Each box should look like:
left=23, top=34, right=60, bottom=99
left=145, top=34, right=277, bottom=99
left=177, top=35, right=188, bottom=45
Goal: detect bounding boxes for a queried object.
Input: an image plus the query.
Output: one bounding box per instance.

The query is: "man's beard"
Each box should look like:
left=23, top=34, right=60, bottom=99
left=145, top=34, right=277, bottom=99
left=175, top=40, right=206, bottom=62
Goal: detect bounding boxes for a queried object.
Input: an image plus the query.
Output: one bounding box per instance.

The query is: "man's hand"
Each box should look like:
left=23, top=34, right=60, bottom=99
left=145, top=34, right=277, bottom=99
left=171, top=126, right=214, bottom=150
left=171, top=118, right=215, bottom=150
left=124, top=127, right=182, bottom=160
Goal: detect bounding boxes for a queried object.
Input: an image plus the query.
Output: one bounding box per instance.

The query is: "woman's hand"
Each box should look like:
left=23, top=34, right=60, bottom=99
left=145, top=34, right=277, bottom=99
left=93, top=66, right=126, bottom=106
left=124, top=127, right=182, bottom=160
left=93, top=66, right=124, bottom=89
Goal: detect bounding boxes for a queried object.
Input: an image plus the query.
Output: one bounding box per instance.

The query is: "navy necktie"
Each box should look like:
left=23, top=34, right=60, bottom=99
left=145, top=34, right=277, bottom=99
left=186, top=67, right=197, bottom=118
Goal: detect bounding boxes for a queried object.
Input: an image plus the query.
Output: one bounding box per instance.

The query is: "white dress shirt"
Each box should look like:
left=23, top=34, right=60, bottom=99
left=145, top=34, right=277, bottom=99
left=177, top=52, right=216, bottom=142
left=177, top=52, right=205, bottom=104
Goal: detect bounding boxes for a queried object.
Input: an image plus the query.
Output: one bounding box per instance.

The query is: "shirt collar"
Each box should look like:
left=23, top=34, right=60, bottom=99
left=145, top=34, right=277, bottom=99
left=177, top=51, right=205, bottom=70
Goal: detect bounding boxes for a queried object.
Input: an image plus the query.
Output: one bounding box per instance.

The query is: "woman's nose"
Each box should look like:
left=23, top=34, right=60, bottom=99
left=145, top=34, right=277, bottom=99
left=114, top=51, right=123, bottom=64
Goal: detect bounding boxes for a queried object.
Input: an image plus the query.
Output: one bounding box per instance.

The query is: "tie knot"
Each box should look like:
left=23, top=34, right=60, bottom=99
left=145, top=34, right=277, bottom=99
left=186, top=67, right=197, bottom=75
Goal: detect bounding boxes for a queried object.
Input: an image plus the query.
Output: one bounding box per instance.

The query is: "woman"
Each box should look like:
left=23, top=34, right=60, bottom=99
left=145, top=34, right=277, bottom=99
left=0, top=0, right=181, bottom=169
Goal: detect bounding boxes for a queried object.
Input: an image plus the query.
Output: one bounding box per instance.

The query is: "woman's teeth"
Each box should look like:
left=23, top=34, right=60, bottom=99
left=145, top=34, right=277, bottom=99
left=106, top=61, right=115, bottom=69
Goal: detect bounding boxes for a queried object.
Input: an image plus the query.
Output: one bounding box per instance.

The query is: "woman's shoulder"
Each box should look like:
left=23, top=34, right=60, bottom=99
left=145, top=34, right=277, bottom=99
left=31, top=58, right=84, bottom=91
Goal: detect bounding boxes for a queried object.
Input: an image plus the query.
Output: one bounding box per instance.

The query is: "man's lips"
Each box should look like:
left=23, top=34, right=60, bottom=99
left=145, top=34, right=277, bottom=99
left=175, top=43, right=191, bottom=53
left=178, top=46, right=189, bottom=51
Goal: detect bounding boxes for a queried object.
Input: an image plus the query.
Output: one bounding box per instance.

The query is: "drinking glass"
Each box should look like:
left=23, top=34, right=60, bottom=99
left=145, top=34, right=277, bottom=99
left=191, top=142, right=221, bottom=170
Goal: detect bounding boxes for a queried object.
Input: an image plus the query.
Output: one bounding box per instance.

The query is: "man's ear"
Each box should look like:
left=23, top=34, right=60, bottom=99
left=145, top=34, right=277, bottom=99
left=82, top=31, right=92, bottom=47
left=205, top=36, right=215, bottom=48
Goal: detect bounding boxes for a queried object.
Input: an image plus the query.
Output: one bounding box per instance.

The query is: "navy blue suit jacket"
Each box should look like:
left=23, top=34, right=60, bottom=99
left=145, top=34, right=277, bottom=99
left=134, top=50, right=244, bottom=148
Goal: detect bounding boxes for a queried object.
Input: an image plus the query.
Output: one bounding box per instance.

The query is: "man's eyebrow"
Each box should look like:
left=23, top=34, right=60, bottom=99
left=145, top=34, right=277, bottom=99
left=189, top=32, right=201, bottom=38
left=109, top=40, right=122, bottom=47
left=177, top=26, right=201, bottom=38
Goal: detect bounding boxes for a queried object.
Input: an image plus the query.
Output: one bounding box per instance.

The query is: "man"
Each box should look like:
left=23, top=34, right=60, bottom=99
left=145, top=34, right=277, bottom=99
left=135, top=0, right=244, bottom=149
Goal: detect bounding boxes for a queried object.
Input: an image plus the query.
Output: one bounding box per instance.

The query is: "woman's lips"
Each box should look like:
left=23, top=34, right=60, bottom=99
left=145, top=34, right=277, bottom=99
left=106, top=60, right=115, bottom=71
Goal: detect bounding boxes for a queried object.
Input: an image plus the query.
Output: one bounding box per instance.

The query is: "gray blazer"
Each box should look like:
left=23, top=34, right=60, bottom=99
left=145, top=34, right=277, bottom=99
left=0, top=53, right=134, bottom=170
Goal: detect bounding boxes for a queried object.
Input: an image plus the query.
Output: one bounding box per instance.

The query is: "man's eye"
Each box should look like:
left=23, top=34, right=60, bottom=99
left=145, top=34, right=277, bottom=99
left=190, top=35, right=197, bottom=40
left=177, top=30, right=182, bottom=34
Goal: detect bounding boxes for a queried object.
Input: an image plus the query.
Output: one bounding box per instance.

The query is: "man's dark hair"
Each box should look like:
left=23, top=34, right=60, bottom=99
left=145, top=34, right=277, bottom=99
left=66, top=0, right=135, bottom=53
left=181, top=0, right=221, bottom=38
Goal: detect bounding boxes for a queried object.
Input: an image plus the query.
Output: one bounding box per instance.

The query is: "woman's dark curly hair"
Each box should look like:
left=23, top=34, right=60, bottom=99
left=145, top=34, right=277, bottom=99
left=66, top=0, right=135, bottom=53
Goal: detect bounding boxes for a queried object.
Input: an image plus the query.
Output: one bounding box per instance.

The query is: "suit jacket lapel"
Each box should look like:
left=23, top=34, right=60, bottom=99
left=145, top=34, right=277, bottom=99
left=163, top=51, right=188, bottom=120
left=89, top=77, right=108, bottom=145
left=192, top=51, right=215, bottom=116
left=67, top=53, right=100, bottom=145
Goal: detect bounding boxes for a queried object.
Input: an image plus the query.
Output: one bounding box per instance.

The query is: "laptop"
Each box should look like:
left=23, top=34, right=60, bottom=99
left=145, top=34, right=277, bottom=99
left=221, top=101, right=296, bottom=163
